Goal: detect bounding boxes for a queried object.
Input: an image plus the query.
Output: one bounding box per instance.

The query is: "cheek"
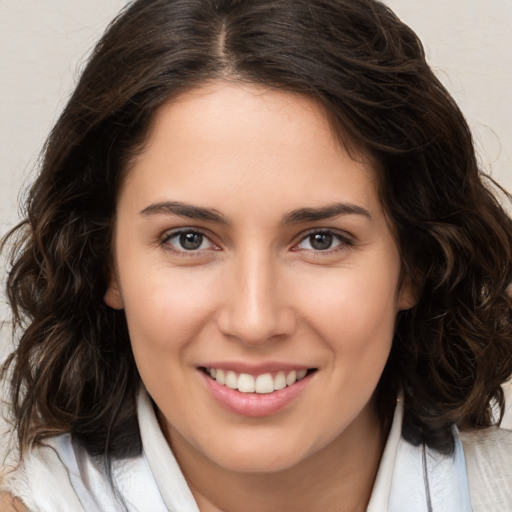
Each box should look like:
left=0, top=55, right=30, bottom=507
left=120, top=264, right=220, bottom=353
left=291, top=259, right=400, bottom=384
left=121, top=269, right=222, bottom=404
left=296, top=267, right=400, bottom=336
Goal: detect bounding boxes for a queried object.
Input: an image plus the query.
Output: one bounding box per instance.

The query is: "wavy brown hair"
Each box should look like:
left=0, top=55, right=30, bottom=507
left=2, top=0, right=512, bottom=461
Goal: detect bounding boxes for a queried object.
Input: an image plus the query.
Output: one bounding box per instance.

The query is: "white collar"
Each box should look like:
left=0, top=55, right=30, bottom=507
left=2, top=388, right=474, bottom=512
left=137, top=389, right=473, bottom=511
left=138, top=389, right=199, bottom=512
left=367, top=395, right=472, bottom=511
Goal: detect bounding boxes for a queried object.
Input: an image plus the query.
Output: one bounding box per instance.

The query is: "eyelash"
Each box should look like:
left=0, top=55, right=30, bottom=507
left=160, top=228, right=353, bottom=255
left=291, top=229, right=353, bottom=255
left=161, top=228, right=218, bottom=255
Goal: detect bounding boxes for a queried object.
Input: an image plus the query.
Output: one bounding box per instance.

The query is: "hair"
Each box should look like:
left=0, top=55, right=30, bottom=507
left=2, top=0, right=512, bottom=465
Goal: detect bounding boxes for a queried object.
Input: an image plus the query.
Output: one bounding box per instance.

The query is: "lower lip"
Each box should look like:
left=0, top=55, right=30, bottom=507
left=200, top=371, right=314, bottom=417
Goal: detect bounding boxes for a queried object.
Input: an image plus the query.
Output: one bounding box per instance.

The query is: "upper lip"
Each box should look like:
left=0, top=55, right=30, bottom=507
left=198, top=361, right=315, bottom=375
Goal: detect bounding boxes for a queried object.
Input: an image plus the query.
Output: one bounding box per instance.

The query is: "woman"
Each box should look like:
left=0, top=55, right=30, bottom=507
left=1, top=0, right=511, bottom=510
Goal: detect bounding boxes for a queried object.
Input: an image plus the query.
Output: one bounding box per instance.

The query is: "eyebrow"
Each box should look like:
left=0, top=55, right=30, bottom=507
left=139, top=200, right=371, bottom=224
left=282, top=203, right=372, bottom=224
left=140, top=201, right=229, bottom=224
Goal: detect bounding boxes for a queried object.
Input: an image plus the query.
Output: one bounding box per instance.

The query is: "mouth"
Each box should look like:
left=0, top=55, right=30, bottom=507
left=200, top=367, right=317, bottom=394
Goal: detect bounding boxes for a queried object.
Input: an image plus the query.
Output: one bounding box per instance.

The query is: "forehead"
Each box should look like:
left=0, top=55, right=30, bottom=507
left=139, top=82, right=344, bottom=161
left=120, top=81, right=382, bottom=217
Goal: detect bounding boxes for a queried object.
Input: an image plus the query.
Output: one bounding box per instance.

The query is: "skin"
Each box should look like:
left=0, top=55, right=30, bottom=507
left=0, top=492, right=27, bottom=512
left=105, top=81, right=414, bottom=512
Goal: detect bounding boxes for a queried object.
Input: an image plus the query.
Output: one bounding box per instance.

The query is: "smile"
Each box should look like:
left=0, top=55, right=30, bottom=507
left=199, top=365, right=317, bottom=417
left=203, top=367, right=312, bottom=394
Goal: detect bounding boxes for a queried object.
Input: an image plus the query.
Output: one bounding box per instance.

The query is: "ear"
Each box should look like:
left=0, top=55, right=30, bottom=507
left=104, top=270, right=124, bottom=310
left=397, top=273, right=417, bottom=311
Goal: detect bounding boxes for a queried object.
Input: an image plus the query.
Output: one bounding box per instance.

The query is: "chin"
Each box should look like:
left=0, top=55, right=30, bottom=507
left=214, top=449, right=304, bottom=474
left=200, top=431, right=316, bottom=474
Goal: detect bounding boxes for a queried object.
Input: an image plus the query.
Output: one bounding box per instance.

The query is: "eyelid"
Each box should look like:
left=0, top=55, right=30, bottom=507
left=160, top=227, right=220, bottom=253
left=291, top=228, right=354, bottom=252
left=158, top=226, right=354, bottom=255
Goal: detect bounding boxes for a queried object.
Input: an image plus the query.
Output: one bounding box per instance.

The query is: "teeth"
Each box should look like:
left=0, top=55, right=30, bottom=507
left=274, top=371, right=286, bottom=390
left=238, top=373, right=255, bottom=393
left=225, top=371, right=238, bottom=389
left=286, top=370, right=297, bottom=386
left=216, top=369, right=226, bottom=385
left=255, top=373, right=274, bottom=394
left=207, top=367, right=310, bottom=394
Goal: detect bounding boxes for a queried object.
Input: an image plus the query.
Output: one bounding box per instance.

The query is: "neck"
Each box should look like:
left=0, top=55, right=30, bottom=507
left=168, top=402, right=387, bottom=512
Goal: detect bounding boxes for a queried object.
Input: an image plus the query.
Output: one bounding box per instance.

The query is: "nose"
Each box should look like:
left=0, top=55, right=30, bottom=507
left=216, top=250, right=296, bottom=346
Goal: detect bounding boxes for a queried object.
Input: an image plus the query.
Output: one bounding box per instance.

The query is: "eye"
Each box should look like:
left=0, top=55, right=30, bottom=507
left=294, top=231, right=351, bottom=252
left=162, top=229, right=216, bottom=252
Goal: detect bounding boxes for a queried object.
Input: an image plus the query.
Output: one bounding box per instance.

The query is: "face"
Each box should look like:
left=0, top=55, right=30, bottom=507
left=106, top=82, right=413, bottom=474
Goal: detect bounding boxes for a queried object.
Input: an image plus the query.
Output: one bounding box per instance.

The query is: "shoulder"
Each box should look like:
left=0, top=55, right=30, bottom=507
left=0, top=435, right=87, bottom=512
left=461, top=425, right=512, bottom=469
left=460, top=426, right=512, bottom=510
left=1, top=433, right=162, bottom=512
left=0, top=491, right=28, bottom=512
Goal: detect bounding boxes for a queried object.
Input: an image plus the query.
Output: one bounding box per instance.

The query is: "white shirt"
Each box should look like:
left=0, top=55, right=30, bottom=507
left=2, top=388, right=511, bottom=511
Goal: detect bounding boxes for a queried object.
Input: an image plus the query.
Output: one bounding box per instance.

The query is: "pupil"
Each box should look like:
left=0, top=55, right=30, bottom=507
left=180, top=232, right=203, bottom=250
left=311, top=233, right=332, bottom=250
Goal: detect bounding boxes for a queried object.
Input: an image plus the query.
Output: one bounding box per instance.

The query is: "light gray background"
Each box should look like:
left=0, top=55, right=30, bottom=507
left=1, top=0, right=511, bottom=454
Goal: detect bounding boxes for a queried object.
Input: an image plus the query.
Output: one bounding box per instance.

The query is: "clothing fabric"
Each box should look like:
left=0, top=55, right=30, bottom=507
left=2, top=389, right=511, bottom=511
